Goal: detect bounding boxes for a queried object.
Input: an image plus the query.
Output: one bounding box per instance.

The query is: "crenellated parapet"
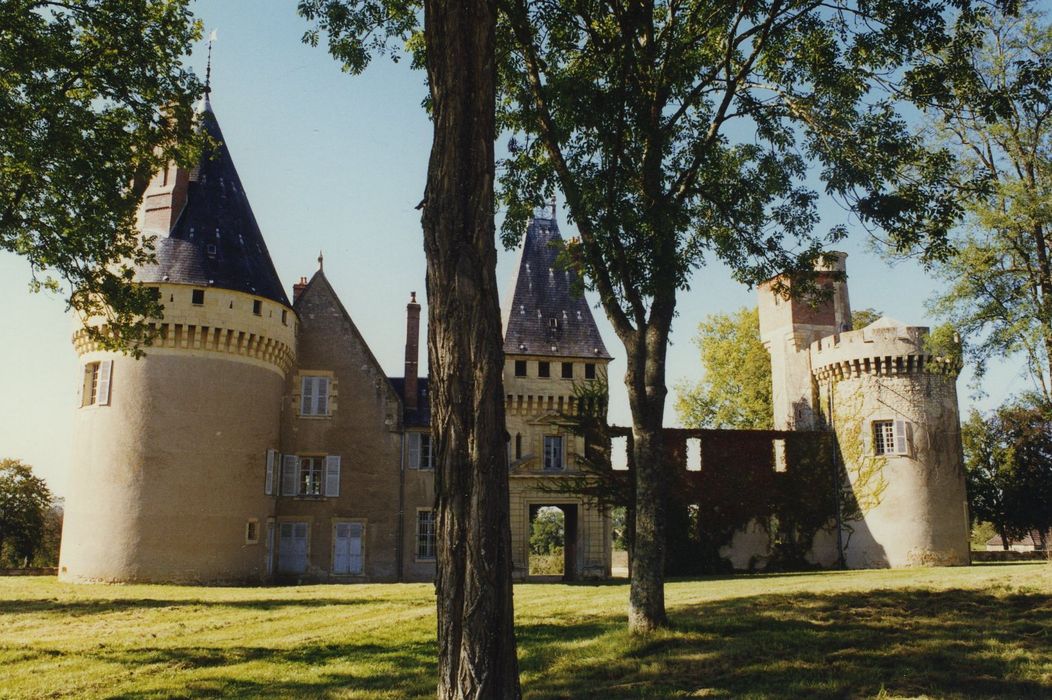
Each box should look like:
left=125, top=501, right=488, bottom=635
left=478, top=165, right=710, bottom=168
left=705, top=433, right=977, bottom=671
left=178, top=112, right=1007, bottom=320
left=72, top=283, right=297, bottom=375
left=809, top=323, right=961, bottom=382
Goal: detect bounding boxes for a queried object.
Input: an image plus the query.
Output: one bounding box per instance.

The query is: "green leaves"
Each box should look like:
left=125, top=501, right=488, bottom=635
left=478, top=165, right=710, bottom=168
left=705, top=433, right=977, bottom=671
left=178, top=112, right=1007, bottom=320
left=0, top=0, right=203, bottom=353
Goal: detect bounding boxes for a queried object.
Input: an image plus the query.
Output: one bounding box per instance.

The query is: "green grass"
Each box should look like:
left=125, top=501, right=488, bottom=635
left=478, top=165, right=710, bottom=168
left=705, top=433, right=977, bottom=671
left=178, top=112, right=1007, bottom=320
left=0, top=564, right=1049, bottom=698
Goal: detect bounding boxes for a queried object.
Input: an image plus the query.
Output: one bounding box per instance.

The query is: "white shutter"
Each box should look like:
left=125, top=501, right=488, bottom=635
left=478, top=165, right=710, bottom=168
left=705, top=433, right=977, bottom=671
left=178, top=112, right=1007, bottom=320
left=333, top=523, right=350, bottom=574
left=301, top=376, right=314, bottom=415
left=76, top=365, right=85, bottom=406
left=96, top=360, right=113, bottom=406
left=408, top=433, right=420, bottom=469
left=265, top=521, right=275, bottom=575
left=317, top=378, right=329, bottom=415
left=282, top=454, right=298, bottom=496
left=894, top=420, right=911, bottom=456
left=348, top=522, right=363, bottom=574
left=324, top=455, right=341, bottom=497
left=265, top=449, right=277, bottom=495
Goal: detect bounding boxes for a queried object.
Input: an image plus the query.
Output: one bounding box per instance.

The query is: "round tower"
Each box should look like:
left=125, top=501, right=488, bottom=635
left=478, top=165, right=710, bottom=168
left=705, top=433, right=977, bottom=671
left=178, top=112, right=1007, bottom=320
left=59, top=97, right=295, bottom=583
left=810, top=319, right=969, bottom=568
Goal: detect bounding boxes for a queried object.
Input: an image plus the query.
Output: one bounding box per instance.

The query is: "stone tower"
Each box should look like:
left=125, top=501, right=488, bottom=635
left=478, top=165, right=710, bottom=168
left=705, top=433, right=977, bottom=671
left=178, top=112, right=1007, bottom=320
left=810, top=320, right=970, bottom=567
left=60, top=96, right=295, bottom=583
left=501, top=210, right=613, bottom=580
left=758, top=256, right=970, bottom=568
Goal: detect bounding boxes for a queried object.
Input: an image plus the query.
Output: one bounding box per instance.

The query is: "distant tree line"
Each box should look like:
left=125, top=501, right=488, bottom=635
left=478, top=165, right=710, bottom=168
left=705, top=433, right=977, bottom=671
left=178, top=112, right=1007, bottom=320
left=0, top=459, right=61, bottom=568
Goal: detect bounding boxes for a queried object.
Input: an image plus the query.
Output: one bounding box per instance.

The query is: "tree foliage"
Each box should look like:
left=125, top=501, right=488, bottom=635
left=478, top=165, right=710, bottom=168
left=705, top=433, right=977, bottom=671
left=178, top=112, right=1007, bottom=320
left=917, top=2, right=1052, bottom=400
left=529, top=507, right=565, bottom=555
left=0, top=459, right=54, bottom=567
left=850, top=308, right=883, bottom=330
left=962, top=395, right=1052, bottom=548
left=676, top=307, right=772, bottom=430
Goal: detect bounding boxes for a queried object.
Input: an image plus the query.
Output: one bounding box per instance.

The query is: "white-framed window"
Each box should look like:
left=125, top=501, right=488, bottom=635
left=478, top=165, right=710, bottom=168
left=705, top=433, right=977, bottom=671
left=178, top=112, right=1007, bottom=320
left=245, top=518, right=259, bottom=544
left=408, top=432, right=433, bottom=470
left=80, top=360, right=112, bottom=407
left=280, top=454, right=341, bottom=497
left=543, top=435, right=564, bottom=471
left=300, top=375, right=331, bottom=416
left=416, top=509, right=436, bottom=560
left=873, top=419, right=912, bottom=456
left=332, top=521, right=364, bottom=575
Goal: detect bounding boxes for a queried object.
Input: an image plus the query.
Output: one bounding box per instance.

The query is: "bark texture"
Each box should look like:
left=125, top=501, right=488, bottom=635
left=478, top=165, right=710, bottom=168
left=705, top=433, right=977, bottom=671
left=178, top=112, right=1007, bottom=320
left=421, top=0, right=521, bottom=696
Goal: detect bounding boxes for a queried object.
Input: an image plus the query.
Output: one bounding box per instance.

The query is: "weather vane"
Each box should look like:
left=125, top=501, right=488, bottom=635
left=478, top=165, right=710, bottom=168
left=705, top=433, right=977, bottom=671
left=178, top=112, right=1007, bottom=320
left=204, top=29, right=217, bottom=94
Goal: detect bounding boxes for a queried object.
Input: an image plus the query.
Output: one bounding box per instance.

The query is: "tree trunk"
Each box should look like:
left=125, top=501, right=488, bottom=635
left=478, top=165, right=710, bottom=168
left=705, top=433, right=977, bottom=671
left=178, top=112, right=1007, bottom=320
left=421, top=0, right=521, bottom=697
left=623, top=325, right=672, bottom=633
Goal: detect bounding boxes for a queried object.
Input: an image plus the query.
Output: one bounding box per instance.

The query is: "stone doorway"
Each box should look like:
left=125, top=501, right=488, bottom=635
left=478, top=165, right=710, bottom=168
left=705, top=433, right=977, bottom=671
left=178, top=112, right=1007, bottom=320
left=527, top=503, right=578, bottom=581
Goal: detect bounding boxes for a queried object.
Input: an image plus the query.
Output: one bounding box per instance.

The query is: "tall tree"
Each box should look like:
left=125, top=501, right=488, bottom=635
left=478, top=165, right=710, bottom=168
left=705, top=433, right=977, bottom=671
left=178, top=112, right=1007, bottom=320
left=914, top=3, right=1052, bottom=401
left=0, top=459, right=53, bottom=567
left=675, top=307, right=772, bottom=430
left=299, top=1, right=521, bottom=696
left=962, top=395, right=1052, bottom=548
left=497, top=0, right=976, bottom=631
left=0, top=0, right=203, bottom=352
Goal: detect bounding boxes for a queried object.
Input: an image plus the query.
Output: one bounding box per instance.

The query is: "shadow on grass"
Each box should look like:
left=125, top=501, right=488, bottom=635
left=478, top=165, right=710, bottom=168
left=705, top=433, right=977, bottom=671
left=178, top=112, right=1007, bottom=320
left=520, top=587, right=1052, bottom=699
left=0, top=596, right=397, bottom=616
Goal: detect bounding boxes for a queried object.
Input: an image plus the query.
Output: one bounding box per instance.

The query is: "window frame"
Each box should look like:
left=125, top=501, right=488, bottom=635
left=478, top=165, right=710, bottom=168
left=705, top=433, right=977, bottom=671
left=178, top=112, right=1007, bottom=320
left=585, top=363, right=596, bottom=380
left=872, top=419, right=912, bottom=457
left=561, top=362, right=574, bottom=379
left=409, top=432, right=433, bottom=470
left=543, top=435, right=565, bottom=471
left=538, top=361, right=550, bottom=378
left=416, top=509, right=437, bottom=561
left=191, top=288, right=205, bottom=305
left=514, top=359, right=527, bottom=377
left=299, top=374, right=332, bottom=417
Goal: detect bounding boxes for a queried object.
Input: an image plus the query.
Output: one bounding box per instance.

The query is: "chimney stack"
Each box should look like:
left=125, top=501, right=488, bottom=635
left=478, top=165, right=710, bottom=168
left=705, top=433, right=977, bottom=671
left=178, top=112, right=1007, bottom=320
left=139, top=162, right=189, bottom=235
left=404, top=291, right=421, bottom=412
left=292, top=276, right=308, bottom=303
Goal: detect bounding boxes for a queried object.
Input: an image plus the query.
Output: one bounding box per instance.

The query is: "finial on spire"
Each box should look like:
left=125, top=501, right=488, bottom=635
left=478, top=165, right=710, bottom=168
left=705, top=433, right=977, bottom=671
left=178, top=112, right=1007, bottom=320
left=550, top=194, right=557, bottom=219
left=318, top=250, right=324, bottom=271
left=204, top=29, right=217, bottom=95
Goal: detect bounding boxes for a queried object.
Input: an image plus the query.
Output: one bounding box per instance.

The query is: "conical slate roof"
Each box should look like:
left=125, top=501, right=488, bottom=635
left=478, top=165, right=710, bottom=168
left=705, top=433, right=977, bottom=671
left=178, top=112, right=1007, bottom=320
left=502, top=214, right=611, bottom=359
left=136, top=98, right=289, bottom=306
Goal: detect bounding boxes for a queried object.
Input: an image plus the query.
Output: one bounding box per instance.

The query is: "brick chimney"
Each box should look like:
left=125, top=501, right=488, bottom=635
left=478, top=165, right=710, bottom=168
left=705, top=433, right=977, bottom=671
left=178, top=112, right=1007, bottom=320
left=139, top=162, right=189, bottom=235
left=404, top=291, right=421, bottom=411
left=292, top=276, right=309, bottom=303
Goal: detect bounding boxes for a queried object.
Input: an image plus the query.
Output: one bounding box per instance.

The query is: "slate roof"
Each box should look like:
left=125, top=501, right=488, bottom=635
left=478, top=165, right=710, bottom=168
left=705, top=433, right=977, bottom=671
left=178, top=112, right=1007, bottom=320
left=136, top=97, right=289, bottom=306
left=502, top=214, right=611, bottom=359
left=388, top=377, right=431, bottom=428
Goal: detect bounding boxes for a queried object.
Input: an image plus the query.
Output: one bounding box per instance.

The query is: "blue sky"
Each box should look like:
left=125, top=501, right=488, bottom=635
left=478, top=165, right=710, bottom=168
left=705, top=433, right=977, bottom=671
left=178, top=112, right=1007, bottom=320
left=0, top=1, right=1029, bottom=496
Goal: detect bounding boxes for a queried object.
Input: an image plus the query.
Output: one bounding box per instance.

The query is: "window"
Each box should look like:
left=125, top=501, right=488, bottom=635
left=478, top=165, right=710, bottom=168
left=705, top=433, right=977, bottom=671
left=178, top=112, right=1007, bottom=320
left=332, top=522, right=364, bottom=575
left=281, top=454, right=341, bottom=497
left=562, top=362, right=574, bottom=379
left=585, top=363, right=596, bottom=380
left=543, top=435, right=564, bottom=471
left=417, top=510, right=436, bottom=560
left=253, top=299, right=262, bottom=315
left=515, top=433, right=522, bottom=460
left=278, top=521, right=309, bottom=574
left=264, top=448, right=278, bottom=495
left=514, top=360, right=527, bottom=377
left=300, top=375, right=331, bottom=416
left=80, top=360, right=112, bottom=407
left=191, top=289, right=205, bottom=305
left=538, top=361, right=550, bottom=378
left=281, top=309, right=288, bottom=325
left=873, top=420, right=912, bottom=456
left=409, top=432, right=433, bottom=470
left=245, top=519, right=259, bottom=544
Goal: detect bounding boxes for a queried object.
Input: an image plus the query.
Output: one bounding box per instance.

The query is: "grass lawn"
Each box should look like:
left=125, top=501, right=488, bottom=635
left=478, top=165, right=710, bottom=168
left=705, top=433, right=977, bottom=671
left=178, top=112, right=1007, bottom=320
left=0, top=563, right=1049, bottom=698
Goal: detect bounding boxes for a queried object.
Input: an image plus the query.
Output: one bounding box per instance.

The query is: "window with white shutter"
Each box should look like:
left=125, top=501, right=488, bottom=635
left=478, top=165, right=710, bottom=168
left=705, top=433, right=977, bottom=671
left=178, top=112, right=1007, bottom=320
left=893, top=419, right=912, bottom=456
left=281, top=454, right=298, bottom=495
left=324, top=455, right=341, bottom=497
left=300, top=375, right=332, bottom=416
left=873, top=420, right=912, bottom=456
left=333, top=522, right=364, bottom=575
left=265, top=449, right=277, bottom=495
left=96, top=360, right=112, bottom=406
left=543, top=435, right=564, bottom=471
left=408, top=433, right=433, bottom=470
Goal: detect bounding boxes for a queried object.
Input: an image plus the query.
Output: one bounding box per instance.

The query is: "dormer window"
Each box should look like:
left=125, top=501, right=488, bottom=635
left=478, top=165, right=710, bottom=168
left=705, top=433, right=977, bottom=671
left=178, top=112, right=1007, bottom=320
left=206, top=243, right=217, bottom=257
left=548, top=318, right=559, bottom=330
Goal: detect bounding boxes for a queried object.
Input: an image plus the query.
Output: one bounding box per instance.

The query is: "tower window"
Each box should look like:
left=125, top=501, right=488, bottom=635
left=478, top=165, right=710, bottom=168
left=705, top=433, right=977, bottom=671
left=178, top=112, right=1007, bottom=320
left=515, top=433, right=522, bottom=460
left=191, top=289, right=205, bottom=305
left=538, top=362, right=550, bottom=378
left=873, top=420, right=912, bottom=456
left=514, top=360, right=527, bottom=377
left=245, top=519, right=259, bottom=544
left=81, top=360, right=113, bottom=407
left=253, top=299, right=262, bottom=316
left=300, top=375, right=331, bottom=416
left=281, top=309, right=288, bottom=325
left=561, top=362, right=574, bottom=379
left=585, top=363, right=596, bottom=380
